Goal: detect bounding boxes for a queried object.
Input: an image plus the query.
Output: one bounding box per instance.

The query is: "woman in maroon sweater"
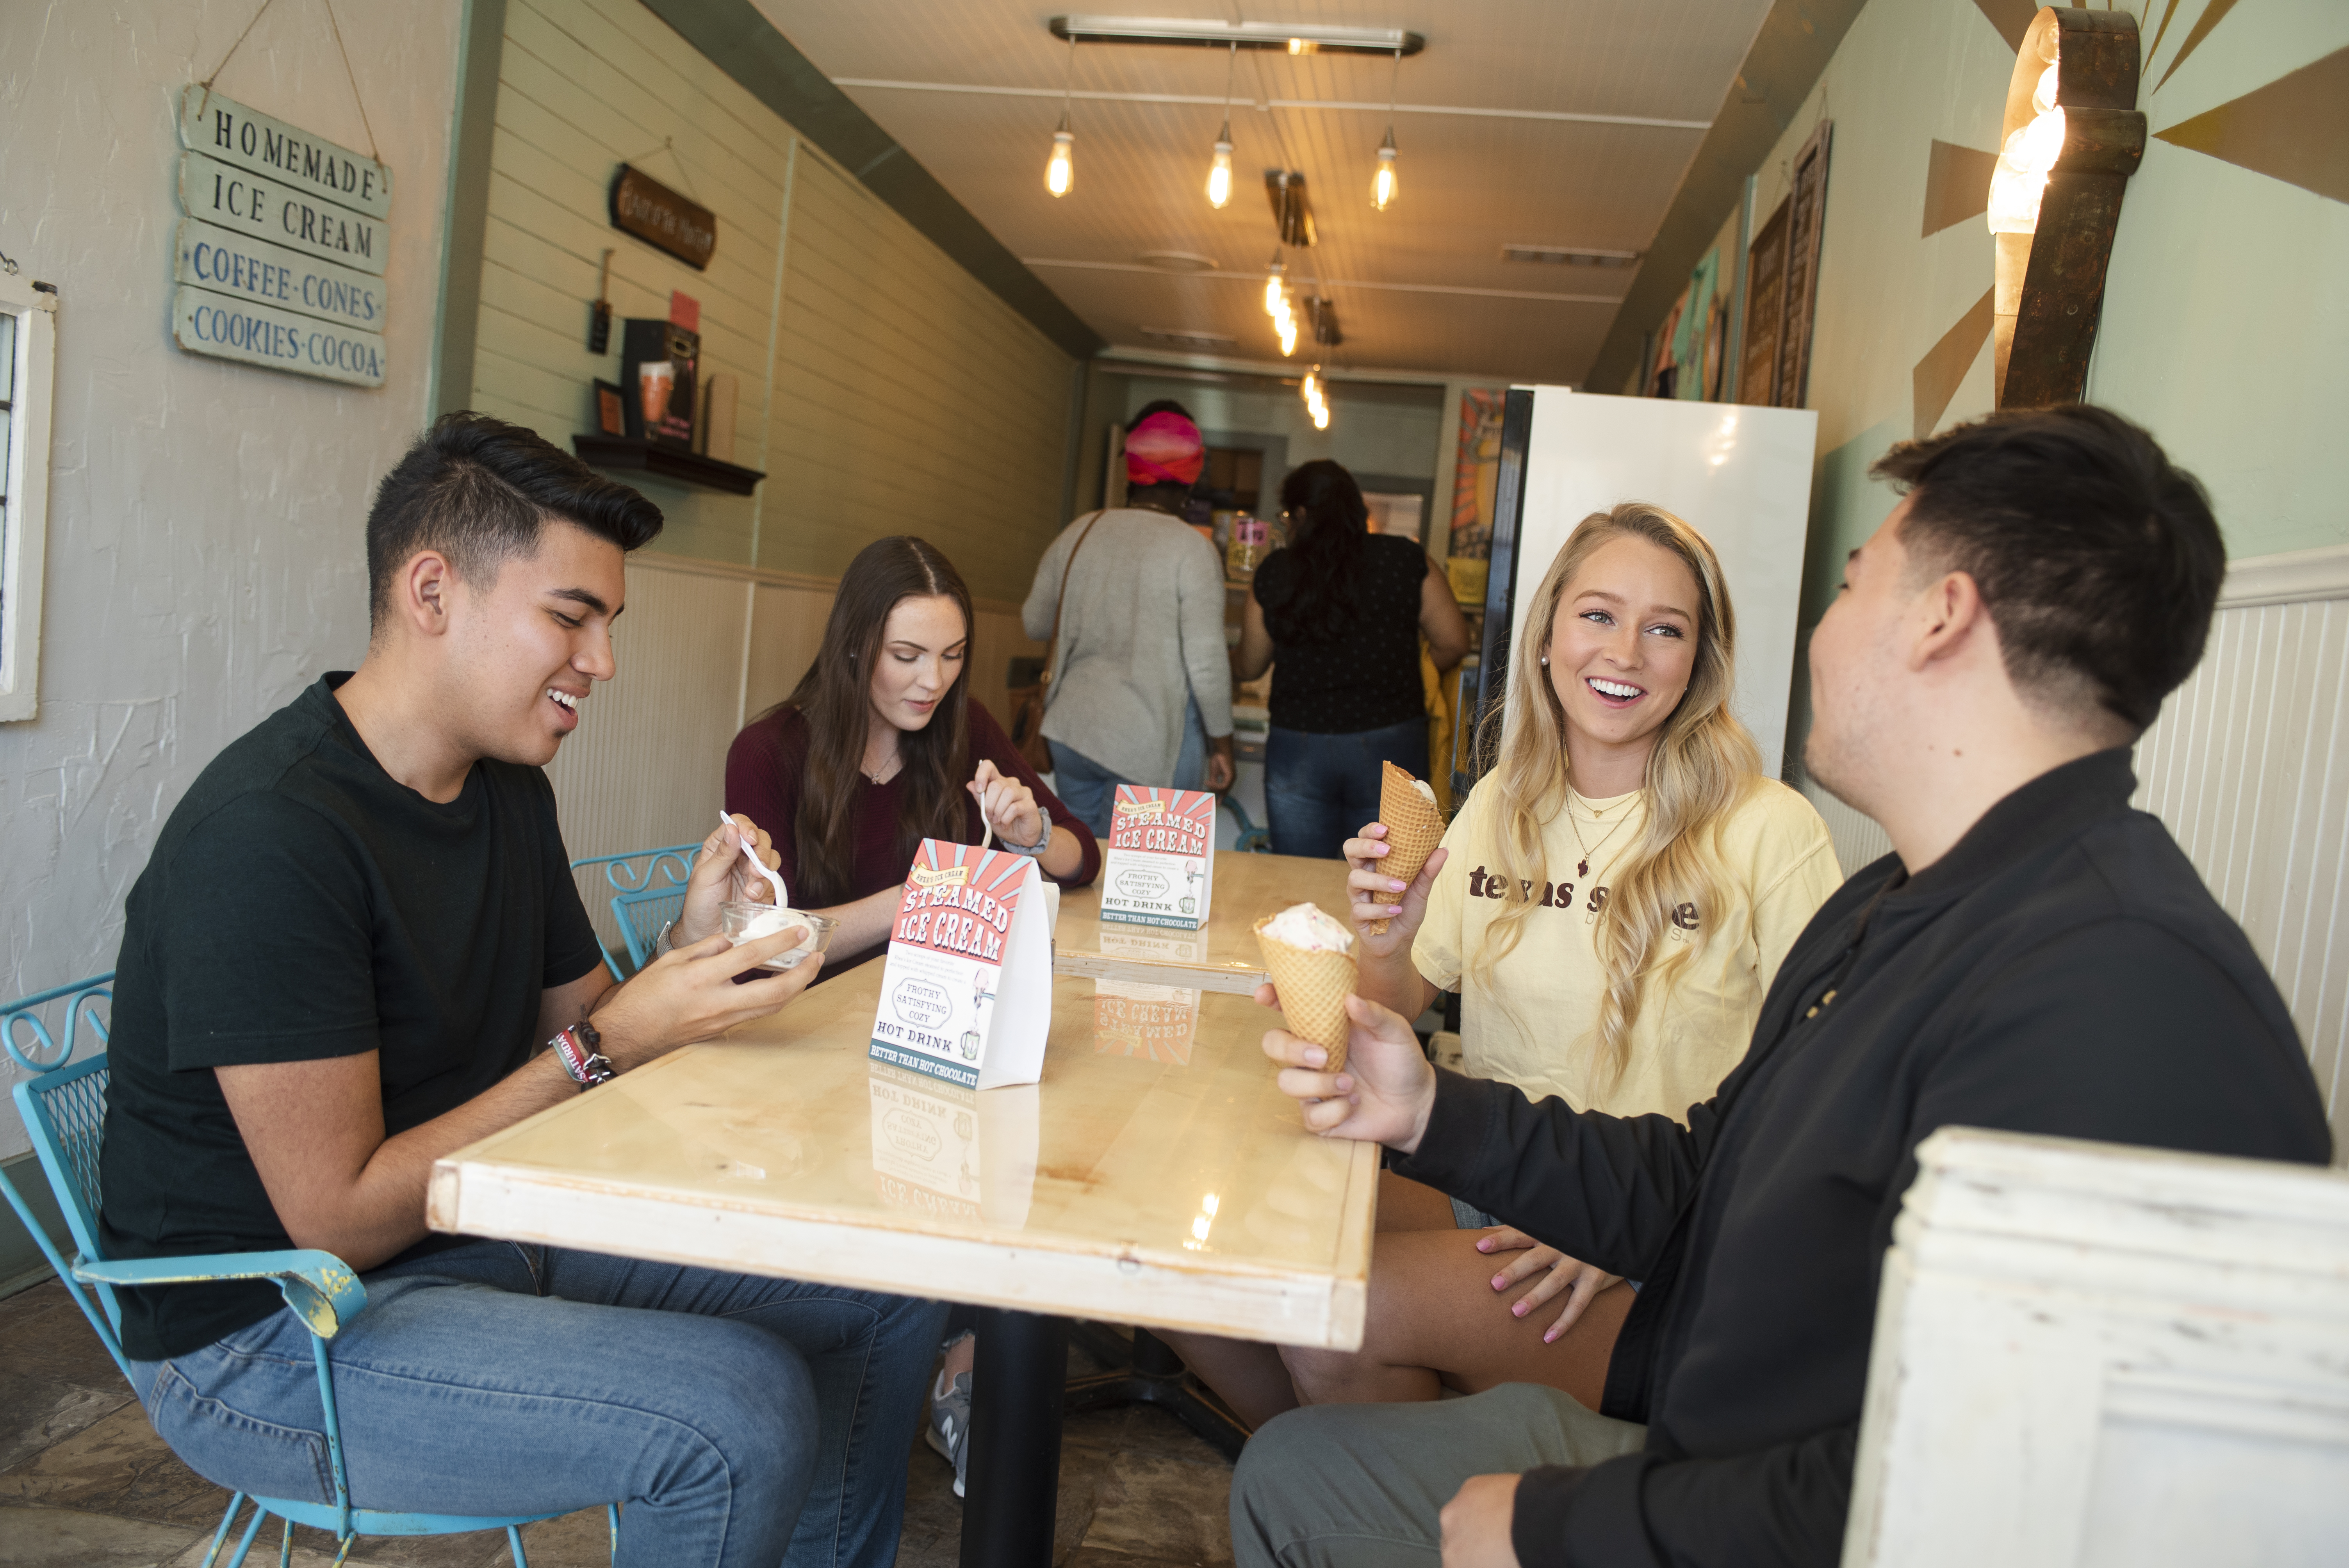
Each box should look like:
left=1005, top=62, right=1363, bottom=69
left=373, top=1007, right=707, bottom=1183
left=725, top=535, right=1098, bottom=982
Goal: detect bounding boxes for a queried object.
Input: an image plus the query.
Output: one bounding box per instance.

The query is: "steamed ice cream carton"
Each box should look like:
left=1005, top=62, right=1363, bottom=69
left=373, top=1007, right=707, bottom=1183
left=868, top=839, right=1052, bottom=1090
left=1099, top=786, right=1216, bottom=931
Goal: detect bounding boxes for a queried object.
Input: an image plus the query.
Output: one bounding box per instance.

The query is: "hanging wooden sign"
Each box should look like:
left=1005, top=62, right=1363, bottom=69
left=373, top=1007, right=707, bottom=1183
left=173, top=218, right=385, bottom=331
left=169, top=87, right=393, bottom=386
left=610, top=165, right=716, bottom=270
left=171, top=286, right=388, bottom=387
left=178, top=86, right=392, bottom=220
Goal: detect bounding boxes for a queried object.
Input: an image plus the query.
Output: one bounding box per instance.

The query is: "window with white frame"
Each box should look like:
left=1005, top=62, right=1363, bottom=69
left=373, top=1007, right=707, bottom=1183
left=0, top=269, right=56, bottom=723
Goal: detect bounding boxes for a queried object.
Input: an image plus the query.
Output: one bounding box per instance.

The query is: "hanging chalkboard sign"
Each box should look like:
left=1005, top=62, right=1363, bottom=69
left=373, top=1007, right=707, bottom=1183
left=610, top=165, right=715, bottom=270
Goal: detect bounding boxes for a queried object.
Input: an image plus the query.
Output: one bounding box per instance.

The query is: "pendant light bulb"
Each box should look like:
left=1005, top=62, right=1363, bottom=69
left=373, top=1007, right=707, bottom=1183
left=1046, top=115, right=1074, bottom=197
left=1278, top=315, right=1299, bottom=357
left=1264, top=256, right=1286, bottom=316
left=1207, top=122, right=1234, bottom=209
left=1371, top=129, right=1399, bottom=211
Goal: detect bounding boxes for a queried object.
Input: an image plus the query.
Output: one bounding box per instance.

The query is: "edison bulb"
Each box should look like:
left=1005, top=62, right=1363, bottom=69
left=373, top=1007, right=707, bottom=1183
left=1371, top=137, right=1399, bottom=212
left=1046, top=129, right=1073, bottom=197
left=1208, top=129, right=1233, bottom=209
left=1277, top=316, right=1298, bottom=356
left=1263, top=267, right=1285, bottom=315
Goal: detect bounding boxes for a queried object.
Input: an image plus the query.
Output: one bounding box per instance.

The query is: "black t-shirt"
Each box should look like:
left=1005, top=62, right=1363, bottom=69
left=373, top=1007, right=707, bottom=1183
left=98, top=675, right=605, bottom=1361
left=1253, top=532, right=1429, bottom=734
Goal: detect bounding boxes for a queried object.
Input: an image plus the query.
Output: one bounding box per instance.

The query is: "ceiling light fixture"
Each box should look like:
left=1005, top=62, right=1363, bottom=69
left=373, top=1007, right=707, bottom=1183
left=1500, top=244, right=1643, bottom=268
left=1048, top=16, right=1424, bottom=57
left=1045, top=35, right=1076, bottom=196
left=1206, top=45, right=1236, bottom=208
left=1301, top=365, right=1330, bottom=429
left=1266, top=171, right=1317, bottom=248
left=1371, top=49, right=1401, bottom=211
left=1263, top=253, right=1285, bottom=315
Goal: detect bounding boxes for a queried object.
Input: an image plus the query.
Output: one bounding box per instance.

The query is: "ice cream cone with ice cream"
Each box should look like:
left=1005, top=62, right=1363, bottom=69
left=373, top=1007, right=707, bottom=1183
left=1253, top=902, right=1358, bottom=1075
left=1367, top=762, right=1445, bottom=935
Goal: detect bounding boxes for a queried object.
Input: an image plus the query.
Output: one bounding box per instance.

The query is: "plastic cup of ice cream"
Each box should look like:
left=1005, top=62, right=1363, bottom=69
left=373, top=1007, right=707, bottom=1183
left=720, top=901, right=837, bottom=970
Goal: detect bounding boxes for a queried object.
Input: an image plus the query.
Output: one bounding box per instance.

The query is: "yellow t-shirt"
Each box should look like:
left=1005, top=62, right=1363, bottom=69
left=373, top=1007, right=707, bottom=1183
left=1412, top=774, right=1842, bottom=1123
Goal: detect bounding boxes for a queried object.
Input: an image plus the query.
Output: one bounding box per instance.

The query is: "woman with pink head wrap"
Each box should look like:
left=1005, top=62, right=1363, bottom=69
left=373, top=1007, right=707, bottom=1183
left=1123, top=407, right=1207, bottom=491
left=1019, top=399, right=1235, bottom=838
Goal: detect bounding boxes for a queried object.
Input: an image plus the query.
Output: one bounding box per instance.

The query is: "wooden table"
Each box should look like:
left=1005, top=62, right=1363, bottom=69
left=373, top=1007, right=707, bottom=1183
left=1052, top=850, right=1355, bottom=994
left=428, top=963, right=1377, bottom=1566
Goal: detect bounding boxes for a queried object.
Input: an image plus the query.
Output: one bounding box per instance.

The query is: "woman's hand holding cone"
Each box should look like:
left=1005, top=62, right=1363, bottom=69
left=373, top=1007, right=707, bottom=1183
left=1255, top=987, right=1436, bottom=1151
left=1346, top=825, right=1447, bottom=957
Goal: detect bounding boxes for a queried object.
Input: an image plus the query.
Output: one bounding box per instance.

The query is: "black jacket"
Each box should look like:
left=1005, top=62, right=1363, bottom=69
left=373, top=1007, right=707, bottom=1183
left=1392, top=750, right=2332, bottom=1568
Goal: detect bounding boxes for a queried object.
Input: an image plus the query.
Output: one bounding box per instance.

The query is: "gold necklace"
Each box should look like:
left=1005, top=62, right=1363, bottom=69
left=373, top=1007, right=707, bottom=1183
left=1565, top=790, right=1636, bottom=880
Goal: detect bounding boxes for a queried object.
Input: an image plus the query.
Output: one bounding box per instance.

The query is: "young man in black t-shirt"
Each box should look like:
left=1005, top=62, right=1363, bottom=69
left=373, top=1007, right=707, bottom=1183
left=100, top=414, right=944, bottom=1567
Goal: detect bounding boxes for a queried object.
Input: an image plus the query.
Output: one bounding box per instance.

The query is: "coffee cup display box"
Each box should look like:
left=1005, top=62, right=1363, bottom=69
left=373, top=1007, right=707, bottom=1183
left=620, top=318, right=698, bottom=452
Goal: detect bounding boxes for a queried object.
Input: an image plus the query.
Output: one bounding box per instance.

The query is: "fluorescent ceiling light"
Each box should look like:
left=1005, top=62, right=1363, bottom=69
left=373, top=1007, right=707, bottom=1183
left=1501, top=244, right=1644, bottom=269
left=1049, top=16, right=1426, bottom=56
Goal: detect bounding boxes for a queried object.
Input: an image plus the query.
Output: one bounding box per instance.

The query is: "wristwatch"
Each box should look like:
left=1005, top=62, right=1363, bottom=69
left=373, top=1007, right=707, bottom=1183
left=548, top=1020, right=615, bottom=1088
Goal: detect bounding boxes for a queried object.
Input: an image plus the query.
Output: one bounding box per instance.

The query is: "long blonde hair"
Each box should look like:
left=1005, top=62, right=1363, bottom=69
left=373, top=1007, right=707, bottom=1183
left=1467, top=502, right=1763, bottom=1080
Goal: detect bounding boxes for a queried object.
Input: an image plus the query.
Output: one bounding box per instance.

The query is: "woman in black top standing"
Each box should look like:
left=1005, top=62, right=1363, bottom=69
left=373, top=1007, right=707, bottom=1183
left=1236, top=460, right=1472, bottom=858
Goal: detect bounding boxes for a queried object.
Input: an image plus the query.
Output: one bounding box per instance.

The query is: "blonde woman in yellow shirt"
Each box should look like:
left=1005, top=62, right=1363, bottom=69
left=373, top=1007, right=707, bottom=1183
left=1172, top=501, right=1841, bottom=1427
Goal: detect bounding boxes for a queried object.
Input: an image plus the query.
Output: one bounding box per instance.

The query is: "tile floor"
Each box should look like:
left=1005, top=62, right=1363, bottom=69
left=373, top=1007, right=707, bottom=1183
left=0, top=1279, right=1237, bottom=1567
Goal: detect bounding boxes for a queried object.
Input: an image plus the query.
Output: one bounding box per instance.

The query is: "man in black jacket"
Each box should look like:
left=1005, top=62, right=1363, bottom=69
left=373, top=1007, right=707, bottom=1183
left=1229, top=406, right=2333, bottom=1568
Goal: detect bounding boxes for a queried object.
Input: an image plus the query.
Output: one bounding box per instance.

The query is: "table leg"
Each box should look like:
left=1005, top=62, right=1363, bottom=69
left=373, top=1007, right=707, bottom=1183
left=961, top=1308, right=1068, bottom=1568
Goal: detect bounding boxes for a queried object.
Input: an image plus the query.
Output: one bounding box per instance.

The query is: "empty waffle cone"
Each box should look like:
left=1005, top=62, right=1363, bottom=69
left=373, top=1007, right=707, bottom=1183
left=1367, top=762, right=1445, bottom=935
left=1253, top=918, right=1358, bottom=1075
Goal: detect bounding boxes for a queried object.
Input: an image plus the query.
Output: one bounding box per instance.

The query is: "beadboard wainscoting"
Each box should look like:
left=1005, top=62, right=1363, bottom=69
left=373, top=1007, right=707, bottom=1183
left=549, top=551, right=1042, bottom=950
left=1803, top=547, right=2349, bottom=1160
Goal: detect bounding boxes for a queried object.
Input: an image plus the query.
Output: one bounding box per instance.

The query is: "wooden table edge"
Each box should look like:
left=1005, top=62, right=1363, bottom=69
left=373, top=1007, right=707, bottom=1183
left=426, top=1133, right=1378, bottom=1351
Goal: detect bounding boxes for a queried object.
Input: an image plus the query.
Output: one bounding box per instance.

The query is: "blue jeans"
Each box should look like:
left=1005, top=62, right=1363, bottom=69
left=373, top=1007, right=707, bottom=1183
left=1265, top=718, right=1430, bottom=861
left=127, top=1241, right=946, bottom=1568
left=1052, top=695, right=1209, bottom=839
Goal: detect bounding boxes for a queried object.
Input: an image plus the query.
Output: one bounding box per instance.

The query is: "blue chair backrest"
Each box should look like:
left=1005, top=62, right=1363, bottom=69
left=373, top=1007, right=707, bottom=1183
left=3, top=975, right=128, bottom=1369
left=570, top=845, right=699, bottom=978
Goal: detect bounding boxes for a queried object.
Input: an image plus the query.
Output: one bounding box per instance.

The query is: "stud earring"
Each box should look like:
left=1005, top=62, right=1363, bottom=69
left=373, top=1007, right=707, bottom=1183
left=1539, top=656, right=1549, bottom=666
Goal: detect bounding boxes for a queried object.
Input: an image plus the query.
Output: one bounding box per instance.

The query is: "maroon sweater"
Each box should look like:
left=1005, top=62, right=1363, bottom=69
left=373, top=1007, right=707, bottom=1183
left=725, top=700, right=1100, bottom=976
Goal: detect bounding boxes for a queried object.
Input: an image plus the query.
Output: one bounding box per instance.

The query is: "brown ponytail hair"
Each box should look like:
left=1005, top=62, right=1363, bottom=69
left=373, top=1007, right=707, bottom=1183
left=780, top=536, right=975, bottom=904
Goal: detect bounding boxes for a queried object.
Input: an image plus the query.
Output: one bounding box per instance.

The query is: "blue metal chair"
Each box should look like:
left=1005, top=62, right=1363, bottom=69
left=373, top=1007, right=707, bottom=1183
left=1222, top=797, right=1273, bottom=854
left=570, top=843, right=700, bottom=980
left=0, top=977, right=617, bottom=1567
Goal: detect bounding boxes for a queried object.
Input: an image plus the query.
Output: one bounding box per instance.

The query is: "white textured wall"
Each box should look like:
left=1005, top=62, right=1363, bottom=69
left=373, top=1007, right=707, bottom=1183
left=0, top=1, right=462, bottom=1154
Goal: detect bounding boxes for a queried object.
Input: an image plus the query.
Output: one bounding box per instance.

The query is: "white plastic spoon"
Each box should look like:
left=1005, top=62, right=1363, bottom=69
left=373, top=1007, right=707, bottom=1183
left=719, top=811, right=790, bottom=909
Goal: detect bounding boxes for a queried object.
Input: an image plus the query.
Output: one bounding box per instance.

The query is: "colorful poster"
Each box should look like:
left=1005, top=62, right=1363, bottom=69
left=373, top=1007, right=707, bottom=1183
left=1447, top=388, right=1506, bottom=560
left=869, top=840, right=1052, bottom=1089
left=1099, top=786, right=1217, bottom=930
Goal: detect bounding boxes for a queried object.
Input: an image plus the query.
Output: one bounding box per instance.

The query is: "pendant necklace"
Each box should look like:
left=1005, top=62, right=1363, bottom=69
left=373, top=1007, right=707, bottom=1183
left=1566, top=791, right=1636, bottom=879
left=864, top=749, right=900, bottom=785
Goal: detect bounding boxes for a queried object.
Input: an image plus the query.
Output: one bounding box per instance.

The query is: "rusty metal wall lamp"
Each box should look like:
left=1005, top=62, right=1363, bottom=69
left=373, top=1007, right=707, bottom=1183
left=1991, top=7, right=2147, bottom=409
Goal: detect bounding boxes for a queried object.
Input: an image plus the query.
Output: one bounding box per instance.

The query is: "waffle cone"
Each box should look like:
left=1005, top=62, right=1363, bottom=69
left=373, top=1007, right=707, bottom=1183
left=1253, top=919, right=1358, bottom=1074
left=1367, top=763, right=1446, bottom=935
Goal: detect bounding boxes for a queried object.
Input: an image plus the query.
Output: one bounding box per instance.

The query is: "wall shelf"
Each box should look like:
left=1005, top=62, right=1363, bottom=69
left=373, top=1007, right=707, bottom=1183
left=571, top=435, right=765, bottom=496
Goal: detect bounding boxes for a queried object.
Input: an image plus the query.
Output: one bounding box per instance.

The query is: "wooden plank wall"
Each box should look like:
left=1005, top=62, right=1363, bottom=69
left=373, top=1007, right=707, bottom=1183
left=2135, top=597, right=2349, bottom=1160
left=469, top=0, right=1075, bottom=600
